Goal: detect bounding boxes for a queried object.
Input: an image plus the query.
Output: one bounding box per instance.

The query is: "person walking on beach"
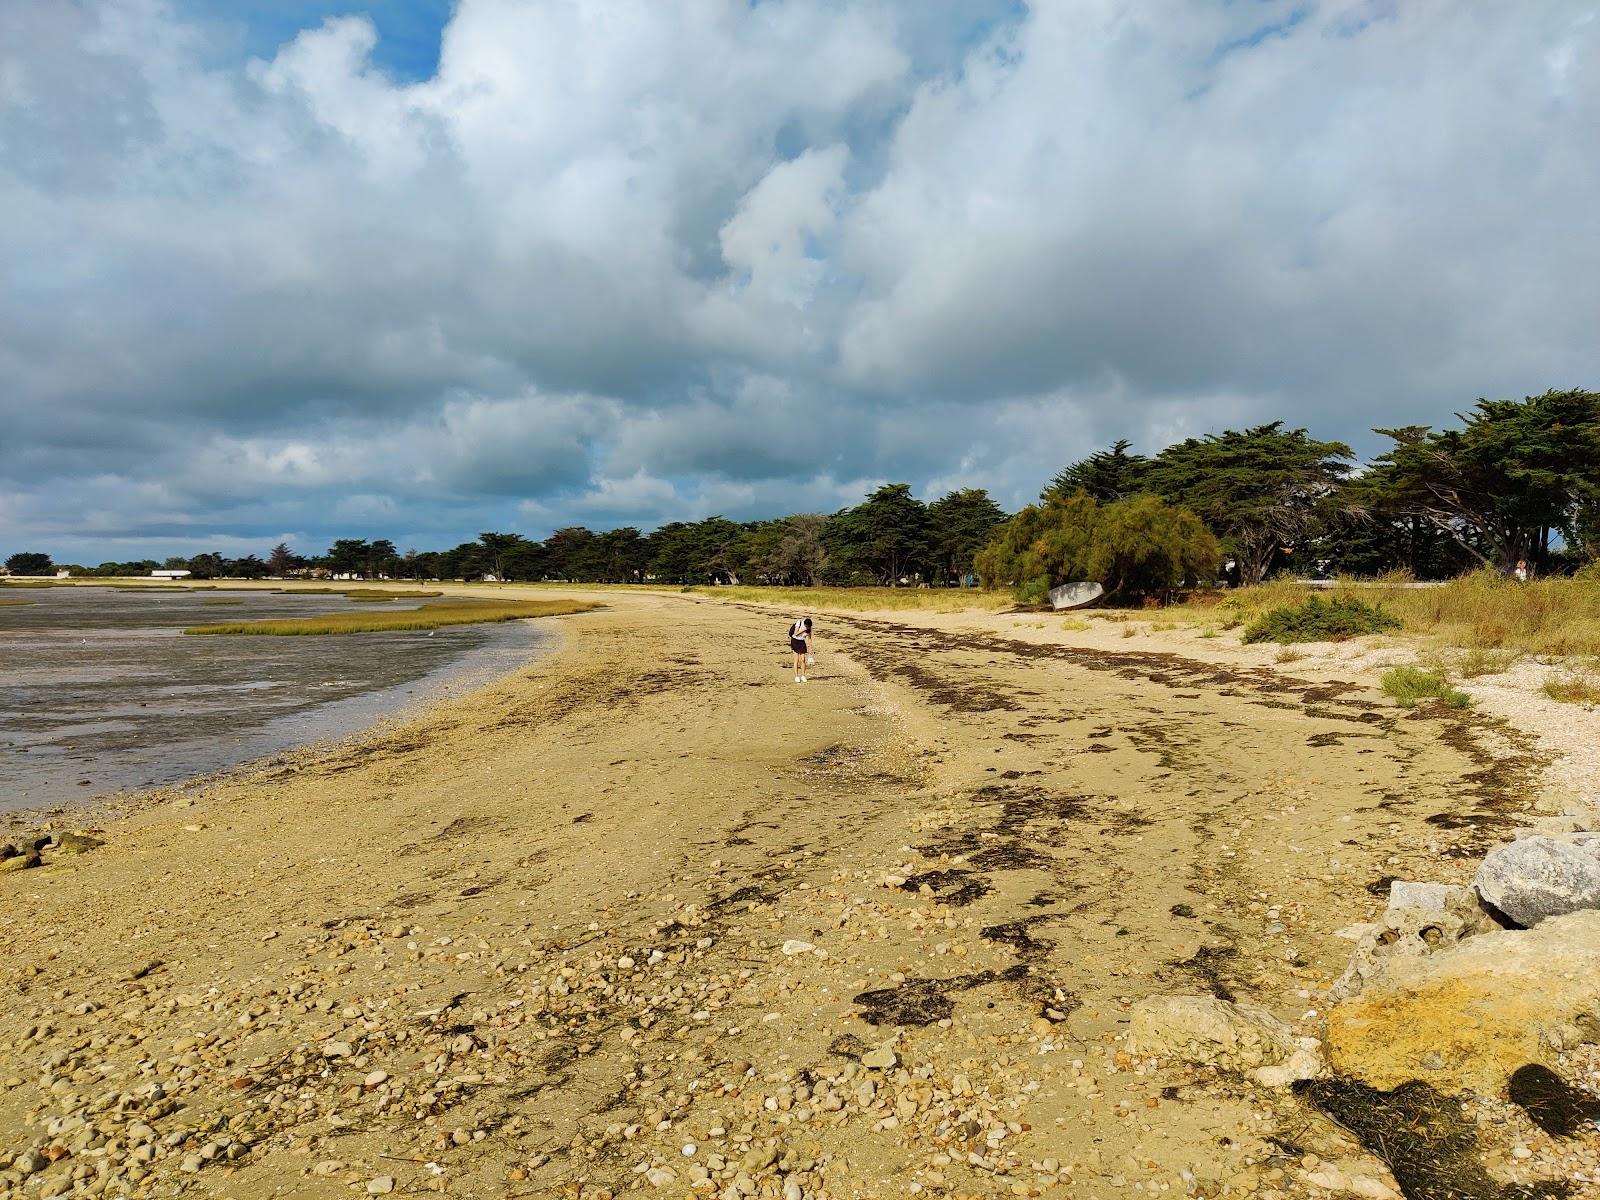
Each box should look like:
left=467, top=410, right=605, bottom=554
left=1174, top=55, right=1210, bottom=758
left=788, top=616, right=813, bottom=683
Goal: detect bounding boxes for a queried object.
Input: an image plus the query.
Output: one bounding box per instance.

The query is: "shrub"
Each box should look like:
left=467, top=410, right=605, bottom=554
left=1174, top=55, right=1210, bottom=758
left=1381, top=666, right=1472, bottom=709
left=1241, top=596, right=1402, bottom=644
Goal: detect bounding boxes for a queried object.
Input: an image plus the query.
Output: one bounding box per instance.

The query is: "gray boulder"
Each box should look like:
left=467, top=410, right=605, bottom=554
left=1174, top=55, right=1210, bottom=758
left=1387, top=880, right=1460, bottom=913
left=1475, top=836, right=1600, bottom=926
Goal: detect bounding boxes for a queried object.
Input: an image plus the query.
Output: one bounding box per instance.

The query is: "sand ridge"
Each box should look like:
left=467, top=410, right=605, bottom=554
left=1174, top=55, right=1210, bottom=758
left=0, top=590, right=1585, bottom=1198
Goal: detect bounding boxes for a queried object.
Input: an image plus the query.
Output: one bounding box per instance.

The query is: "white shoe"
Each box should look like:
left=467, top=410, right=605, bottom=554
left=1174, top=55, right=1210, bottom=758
left=794, top=676, right=802, bottom=683
left=800, top=675, right=807, bottom=683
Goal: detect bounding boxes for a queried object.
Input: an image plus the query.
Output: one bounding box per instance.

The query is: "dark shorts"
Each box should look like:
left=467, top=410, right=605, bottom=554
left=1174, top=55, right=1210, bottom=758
left=789, top=638, right=808, bottom=654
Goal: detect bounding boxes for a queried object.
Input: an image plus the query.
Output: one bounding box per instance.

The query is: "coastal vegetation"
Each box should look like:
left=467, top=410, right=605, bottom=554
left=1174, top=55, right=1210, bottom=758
left=183, top=597, right=596, bottom=636
left=974, top=492, right=1217, bottom=603
left=682, top=585, right=1017, bottom=613
left=3, top=551, right=53, bottom=575
left=1542, top=667, right=1600, bottom=705
left=1240, top=596, right=1402, bottom=645
left=338, top=588, right=444, bottom=600
left=1380, top=665, right=1473, bottom=709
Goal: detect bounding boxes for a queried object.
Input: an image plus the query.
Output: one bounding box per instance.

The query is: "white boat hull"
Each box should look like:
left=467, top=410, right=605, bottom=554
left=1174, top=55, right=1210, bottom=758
left=1048, top=581, right=1104, bottom=610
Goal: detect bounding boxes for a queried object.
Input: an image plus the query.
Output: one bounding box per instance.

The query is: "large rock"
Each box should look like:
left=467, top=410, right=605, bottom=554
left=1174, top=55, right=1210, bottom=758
left=1128, top=995, right=1321, bottom=1085
left=1475, top=835, right=1600, bottom=926
left=1326, top=910, right=1600, bottom=1093
left=1330, top=885, right=1503, bottom=1001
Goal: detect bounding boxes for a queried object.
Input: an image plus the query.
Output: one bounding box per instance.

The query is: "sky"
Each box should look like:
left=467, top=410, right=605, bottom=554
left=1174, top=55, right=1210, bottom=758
left=2, top=0, right=1598, bottom=564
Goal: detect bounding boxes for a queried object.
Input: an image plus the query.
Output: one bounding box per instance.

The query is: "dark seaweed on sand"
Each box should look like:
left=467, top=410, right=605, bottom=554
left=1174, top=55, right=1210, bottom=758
left=1508, top=1063, right=1600, bottom=1140
left=1295, top=1077, right=1570, bottom=1200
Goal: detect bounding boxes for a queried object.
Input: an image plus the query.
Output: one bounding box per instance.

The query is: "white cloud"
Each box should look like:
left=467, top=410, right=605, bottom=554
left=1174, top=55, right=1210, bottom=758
left=1, top=0, right=1597, bottom=559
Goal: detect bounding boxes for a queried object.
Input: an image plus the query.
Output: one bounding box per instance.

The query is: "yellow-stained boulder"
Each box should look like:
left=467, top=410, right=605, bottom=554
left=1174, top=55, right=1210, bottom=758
left=1326, top=910, right=1600, bottom=1093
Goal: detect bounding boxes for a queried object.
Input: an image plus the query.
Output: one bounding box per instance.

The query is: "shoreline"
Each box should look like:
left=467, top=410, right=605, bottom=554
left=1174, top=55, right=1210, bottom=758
left=0, top=616, right=574, bottom=837
left=2, top=591, right=1596, bottom=1198
left=0, top=587, right=574, bottom=821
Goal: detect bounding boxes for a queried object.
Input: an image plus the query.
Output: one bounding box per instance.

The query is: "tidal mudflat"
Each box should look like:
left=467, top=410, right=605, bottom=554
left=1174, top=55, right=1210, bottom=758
left=0, top=586, right=551, bottom=810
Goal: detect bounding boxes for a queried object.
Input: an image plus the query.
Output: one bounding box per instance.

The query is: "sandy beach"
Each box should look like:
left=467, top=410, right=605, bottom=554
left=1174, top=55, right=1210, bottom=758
left=3, top=588, right=1597, bottom=1199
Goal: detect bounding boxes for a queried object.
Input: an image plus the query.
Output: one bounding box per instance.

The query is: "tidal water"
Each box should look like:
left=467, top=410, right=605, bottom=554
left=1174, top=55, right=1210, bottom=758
left=0, top=587, right=545, bottom=811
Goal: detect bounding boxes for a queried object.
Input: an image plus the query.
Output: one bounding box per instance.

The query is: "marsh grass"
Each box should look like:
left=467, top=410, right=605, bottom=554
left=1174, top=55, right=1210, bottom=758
left=0, top=579, right=67, bottom=588
left=201, top=598, right=245, bottom=606
left=185, top=598, right=597, bottom=635
left=1381, top=666, right=1472, bottom=709
left=681, top=585, right=1015, bottom=613
left=340, top=588, right=444, bottom=600
left=0, top=598, right=33, bottom=606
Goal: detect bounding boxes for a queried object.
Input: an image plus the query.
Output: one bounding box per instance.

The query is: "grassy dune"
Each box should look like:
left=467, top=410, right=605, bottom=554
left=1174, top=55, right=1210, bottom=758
left=184, top=597, right=598, bottom=635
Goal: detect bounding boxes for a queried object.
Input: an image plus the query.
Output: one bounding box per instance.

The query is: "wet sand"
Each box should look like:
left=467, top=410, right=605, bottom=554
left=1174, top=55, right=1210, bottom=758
left=0, top=586, right=552, bottom=810
left=0, top=588, right=1584, bottom=1198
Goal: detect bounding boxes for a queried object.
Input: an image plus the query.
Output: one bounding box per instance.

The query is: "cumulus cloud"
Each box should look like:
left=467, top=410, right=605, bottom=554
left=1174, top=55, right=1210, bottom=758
left=1, top=0, right=1596, bottom=560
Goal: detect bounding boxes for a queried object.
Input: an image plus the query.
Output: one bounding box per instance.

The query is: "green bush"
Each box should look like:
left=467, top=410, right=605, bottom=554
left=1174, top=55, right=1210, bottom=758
left=1241, top=596, right=1401, bottom=644
left=1381, top=666, right=1472, bottom=709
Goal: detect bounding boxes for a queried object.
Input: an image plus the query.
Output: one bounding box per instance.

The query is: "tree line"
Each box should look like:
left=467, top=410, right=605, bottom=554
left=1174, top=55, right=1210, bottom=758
left=8, top=390, right=1596, bottom=593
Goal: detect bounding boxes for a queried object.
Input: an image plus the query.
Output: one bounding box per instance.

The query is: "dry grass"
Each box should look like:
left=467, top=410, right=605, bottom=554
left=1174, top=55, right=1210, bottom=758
left=1184, top=571, right=1600, bottom=657
left=0, top=579, right=67, bottom=588
left=1419, top=645, right=1522, bottom=679
left=0, top=598, right=34, bottom=607
left=1543, top=667, right=1600, bottom=705
left=185, top=598, right=597, bottom=636
left=201, top=598, right=245, bottom=606
left=1379, top=571, right=1600, bottom=656
left=682, top=585, right=1016, bottom=613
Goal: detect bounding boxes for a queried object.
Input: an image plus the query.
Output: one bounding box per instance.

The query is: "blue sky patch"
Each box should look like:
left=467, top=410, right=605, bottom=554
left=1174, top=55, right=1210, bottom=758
left=184, top=0, right=453, bottom=80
